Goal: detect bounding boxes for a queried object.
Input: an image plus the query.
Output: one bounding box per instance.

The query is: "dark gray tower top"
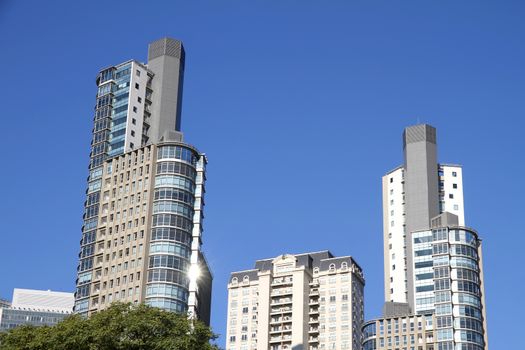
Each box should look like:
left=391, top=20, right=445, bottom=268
left=403, top=124, right=440, bottom=311
left=147, top=37, right=186, bottom=143
left=403, top=124, right=437, bottom=148
left=148, top=37, right=186, bottom=62
left=403, top=124, right=439, bottom=232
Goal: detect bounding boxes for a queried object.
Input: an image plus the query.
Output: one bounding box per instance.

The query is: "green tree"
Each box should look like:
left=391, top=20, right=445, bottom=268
left=0, top=303, right=220, bottom=350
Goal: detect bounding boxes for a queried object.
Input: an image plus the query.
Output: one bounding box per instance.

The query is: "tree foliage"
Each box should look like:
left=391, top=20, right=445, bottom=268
left=0, top=303, right=220, bottom=350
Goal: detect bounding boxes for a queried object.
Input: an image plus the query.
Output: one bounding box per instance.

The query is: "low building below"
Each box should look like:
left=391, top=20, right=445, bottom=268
left=0, top=288, right=74, bottom=331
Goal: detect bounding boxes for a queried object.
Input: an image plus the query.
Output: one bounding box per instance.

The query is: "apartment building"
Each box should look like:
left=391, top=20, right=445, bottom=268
left=74, top=38, right=212, bottom=324
left=226, top=251, right=365, bottom=350
left=365, top=125, right=488, bottom=350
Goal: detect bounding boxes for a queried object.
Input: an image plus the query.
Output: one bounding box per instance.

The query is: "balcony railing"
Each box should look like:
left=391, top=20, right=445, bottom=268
left=270, top=317, right=292, bottom=324
left=270, top=307, right=292, bottom=315
left=269, top=335, right=292, bottom=343
left=271, top=288, right=293, bottom=296
left=308, top=336, right=319, bottom=343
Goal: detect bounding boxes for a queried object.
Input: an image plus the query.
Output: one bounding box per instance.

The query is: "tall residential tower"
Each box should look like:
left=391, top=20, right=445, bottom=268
left=74, top=38, right=212, bottom=325
left=363, top=125, right=488, bottom=350
left=383, top=125, right=465, bottom=306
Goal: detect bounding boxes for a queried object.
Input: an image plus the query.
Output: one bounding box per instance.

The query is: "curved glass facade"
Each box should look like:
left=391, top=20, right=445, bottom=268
left=365, top=227, right=486, bottom=350
left=363, top=321, right=377, bottom=350
left=448, top=229, right=485, bottom=350
left=412, top=227, right=486, bottom=350
left=145, top=144, right=198, bottom=314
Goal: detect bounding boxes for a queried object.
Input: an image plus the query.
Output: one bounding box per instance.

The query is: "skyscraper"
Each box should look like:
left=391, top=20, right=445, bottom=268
left=363, top=124, right=488, bottom=350
left=74, top=38, right=212, bottom=325
left=226, top=251, right=365, bottom=350
left=383, top=125, right=466, bottom=306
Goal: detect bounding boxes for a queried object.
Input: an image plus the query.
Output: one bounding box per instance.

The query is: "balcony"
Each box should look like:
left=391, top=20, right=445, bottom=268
left=308, top=327, right=319, bottom=333
left=271, top=281, right=293, bottom=287
left=308, top=318, right=319, bottom=324
left=270, top=307, right=292, bottom=315
left=269, top=335, right=292, bottom=344
left=309, top=289, right=319, bottom=296
left=270, top=317, right=292, bottom=325
left=269, top=326, right=292, bottom=334
left=271, top=288, right=293, bottom=297
left=309, top=308, right=319, bottom=315
left=308, top=336, right=319, bottom=343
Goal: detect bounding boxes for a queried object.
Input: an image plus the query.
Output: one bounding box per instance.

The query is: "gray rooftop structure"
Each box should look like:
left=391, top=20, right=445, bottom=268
left=382, top=302, right=412, bottom=318
left=230, top=250, right=364, bottom=284
left=147, top=37, right=186, bottom=143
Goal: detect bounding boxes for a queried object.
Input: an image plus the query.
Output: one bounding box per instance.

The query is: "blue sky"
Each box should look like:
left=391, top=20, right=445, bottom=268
left=0, top=0, right=523, bottom=348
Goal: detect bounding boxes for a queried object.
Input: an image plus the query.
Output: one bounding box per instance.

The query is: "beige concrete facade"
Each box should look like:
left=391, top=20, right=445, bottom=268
left=77, top=141, right=212, bottom=324
left=226, top=251, right=365, bottom=350
left=88, top=146, right=154, bottom=312
left=363, top=314, right=436, bottom=350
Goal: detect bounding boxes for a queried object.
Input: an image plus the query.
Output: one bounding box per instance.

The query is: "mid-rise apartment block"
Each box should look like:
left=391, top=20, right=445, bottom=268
left=0, top=289, right=73, bottom=331
left=365, top=124, right=488, bottom=350
left=363, top=304, right=435, bottom=350
left=74, top=38, right=212, bottom=325
left=226, top=251, right=365, bottom=350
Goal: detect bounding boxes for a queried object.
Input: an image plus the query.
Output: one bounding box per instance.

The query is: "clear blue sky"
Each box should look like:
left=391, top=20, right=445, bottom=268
left=0, top=0, right=523, bottom=348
